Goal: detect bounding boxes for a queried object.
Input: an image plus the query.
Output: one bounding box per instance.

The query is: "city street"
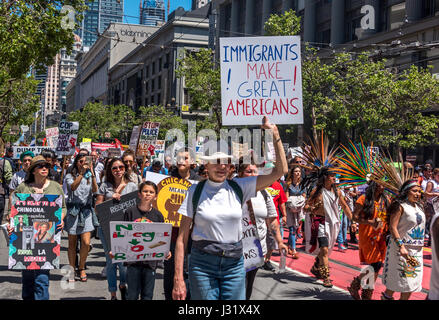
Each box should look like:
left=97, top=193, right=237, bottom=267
left=0, top=226, right=431, bottom=301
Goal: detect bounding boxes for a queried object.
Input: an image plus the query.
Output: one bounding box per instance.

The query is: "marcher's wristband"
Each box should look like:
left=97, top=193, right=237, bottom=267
left=395, top=238, right=404, bottom=247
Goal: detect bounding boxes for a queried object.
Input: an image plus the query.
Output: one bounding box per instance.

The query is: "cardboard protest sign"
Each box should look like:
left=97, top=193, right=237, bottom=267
left=8, top=194, right=63, bottom=270
left=96, top=191, right=139, bottom=247
left=45, top=127, right=59, bottom=149
left=56, top=120, right=79, bottom=155
left=242, top=199, right=264, bottom=272
left=12, top=146, right=55, bottom=160
left=220, top=36, right=303, bottom=125
left=145, top=172, right=193, bottom=227
left=110, top=222, right=172, bottom=263
left=129, top=126, right=141, bottom=153
left=152, top=140, right=165, bottom=162
left=137, top=122, right=160, bottom=156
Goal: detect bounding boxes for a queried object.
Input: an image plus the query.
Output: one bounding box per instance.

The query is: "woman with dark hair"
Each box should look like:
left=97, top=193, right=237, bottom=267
left=96, top=157, right=138, bottom=300
left=380, top=179, right=425, bottom=300
left=64, top=153, right=99, bottom=282
left=237, top=163, right=287, bottom=300
left=347, top=181, right=390, bottom=300
left=7, top=155, right=66, bottom=300
left=285, top=165, right=306, bottom=258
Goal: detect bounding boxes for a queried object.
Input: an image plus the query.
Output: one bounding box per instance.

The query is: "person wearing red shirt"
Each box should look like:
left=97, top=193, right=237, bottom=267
left=263, top=179, right=287, bottom=271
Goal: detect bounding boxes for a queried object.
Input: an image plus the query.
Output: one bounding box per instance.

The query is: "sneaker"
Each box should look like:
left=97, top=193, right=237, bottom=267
left=262, top=261, right=275, bottom=271
left=101, top=266, right=107, bottom=278
left=338, top=243, right=347, bottom=251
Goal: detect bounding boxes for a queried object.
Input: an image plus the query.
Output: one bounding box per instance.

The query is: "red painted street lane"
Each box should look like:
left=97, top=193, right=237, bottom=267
left=270, top=230, right=430, bottom=300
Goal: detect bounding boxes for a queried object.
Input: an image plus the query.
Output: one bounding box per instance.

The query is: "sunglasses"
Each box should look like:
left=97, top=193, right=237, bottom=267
left=111, top=165, right=125, bottom=171
left=36, top=163, right=50, bottom=169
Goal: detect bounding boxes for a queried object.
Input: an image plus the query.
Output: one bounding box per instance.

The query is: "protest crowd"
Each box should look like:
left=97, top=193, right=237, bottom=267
left=0, top=116, right=438, bottom=301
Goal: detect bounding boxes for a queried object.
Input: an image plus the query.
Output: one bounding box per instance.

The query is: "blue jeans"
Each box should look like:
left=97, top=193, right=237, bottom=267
left=288, top=226, right=297, bottom=250
left=189, top=247, right=246, bottom=300
left=22, top=270, right=50, bottom=300
left=126, top=265, right=155, bottom=300
left=98, top=227, right=127, bottom=293
left=337, top=211, right=348, bottom=245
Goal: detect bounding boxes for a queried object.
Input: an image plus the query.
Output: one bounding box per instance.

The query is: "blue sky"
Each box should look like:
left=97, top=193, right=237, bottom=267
left=123, top=0, right=192, bottom=24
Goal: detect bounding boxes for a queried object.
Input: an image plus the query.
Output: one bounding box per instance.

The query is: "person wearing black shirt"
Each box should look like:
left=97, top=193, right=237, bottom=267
left=123, top=181, right=171, bottom=300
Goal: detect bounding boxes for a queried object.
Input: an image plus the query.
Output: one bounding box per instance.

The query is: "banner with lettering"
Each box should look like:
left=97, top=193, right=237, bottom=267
left=220, top=36, right=303, bottom=125
left=110, top=222, right=172, bottom=263
left=96, top=191, right=139, bottom=248
left=242, top=199, right=264, bottom=272
left=55, top=120, right=79, bottom=155
left=12, top=146, right=55, bottom=160
left=145, top=172, right=193, bottom=228
left=8, top=194, right=63, bottom=270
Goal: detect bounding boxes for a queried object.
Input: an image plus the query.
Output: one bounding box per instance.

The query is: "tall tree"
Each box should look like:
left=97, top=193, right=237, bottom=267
left=0, top=0, right=86, bottom=145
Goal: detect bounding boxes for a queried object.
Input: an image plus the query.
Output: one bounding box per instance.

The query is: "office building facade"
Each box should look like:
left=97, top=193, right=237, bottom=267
left=140, top=0, right=166, bottom=26
left=76, top=0, right=124, bottom=48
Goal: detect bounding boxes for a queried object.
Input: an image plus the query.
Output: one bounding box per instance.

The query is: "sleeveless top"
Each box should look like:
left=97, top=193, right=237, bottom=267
left=429, top=214, right=439, bottom=300
left=399, top=202, right=425, bottom=247
left=427, top=179, right=439, bottom=204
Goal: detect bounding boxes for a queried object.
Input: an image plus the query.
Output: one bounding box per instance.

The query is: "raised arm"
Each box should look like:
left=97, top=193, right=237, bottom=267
left=256, top=117, right=288, bottom=192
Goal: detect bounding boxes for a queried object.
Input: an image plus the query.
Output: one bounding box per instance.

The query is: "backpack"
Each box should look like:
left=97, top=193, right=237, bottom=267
left=191, top=179, right=243, bottom=218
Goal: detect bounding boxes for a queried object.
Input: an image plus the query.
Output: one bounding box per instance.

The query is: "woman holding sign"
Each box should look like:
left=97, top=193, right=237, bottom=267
left=96, top=157, right=138, bottom=300
left=172, top=116, right=288, bottom=300
left=237, top=162, right=287, bottom=300
left=7, top=155, right=66, bottom=300
left=65, top=153, right=99, bottom=282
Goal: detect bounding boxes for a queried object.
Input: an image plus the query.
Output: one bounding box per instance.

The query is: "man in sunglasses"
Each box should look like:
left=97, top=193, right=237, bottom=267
left=41, top=150, right=61, bottom=184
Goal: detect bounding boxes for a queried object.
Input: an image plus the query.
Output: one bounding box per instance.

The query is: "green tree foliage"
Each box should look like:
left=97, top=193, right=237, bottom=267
left=68, top=103, right=136, bottom=143
left=176, top=48, right=222, bottom=133
left=264, top=9, right=301, bottom=36
left=0, top=0, right=86, bottom=144
left=136, top=105, right=186, bottom=140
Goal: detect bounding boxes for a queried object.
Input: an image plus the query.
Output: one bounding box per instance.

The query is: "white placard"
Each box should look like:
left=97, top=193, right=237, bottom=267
left=12, top=146, right=55, bottom=160
left=55, top=120, right=79, bottom=156
left=220, top=36, right=303, bottom=125
left=45, top=127, right=59, bottom=148
left=242, top=201, right=264, bottom=272
left=110, top=221, right=172, bottom=263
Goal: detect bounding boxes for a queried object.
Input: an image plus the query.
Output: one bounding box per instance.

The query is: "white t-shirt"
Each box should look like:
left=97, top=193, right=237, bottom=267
left=244, top=190, right=277, bottom=255
left=178, top=176, right=257, bottom=243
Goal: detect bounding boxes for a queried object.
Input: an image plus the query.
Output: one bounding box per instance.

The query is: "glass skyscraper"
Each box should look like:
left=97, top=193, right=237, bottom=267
left=77, top=0, right=124, bottom=48
left=140, top=0, right=165, bottom=26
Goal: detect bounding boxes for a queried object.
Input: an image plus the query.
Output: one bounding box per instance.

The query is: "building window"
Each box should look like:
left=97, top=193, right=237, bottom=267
left=151, top=78, right=155, bottom=91
left=158, top=76, right=161, bottom=90
left=157, top=93, right=161, bottom=105
left=152, top=61, right=156, bottom=75
left=389, top=2, right=405, bottom=30
left=159, top=57, right=162, bottom=72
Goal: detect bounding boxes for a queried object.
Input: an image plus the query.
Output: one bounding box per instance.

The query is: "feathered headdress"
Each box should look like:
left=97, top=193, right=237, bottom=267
left=369, top=151, right=416, bottom=196
left=298, top=131, right=339, bottom=192
left=333, top=138, right=378, bottom=188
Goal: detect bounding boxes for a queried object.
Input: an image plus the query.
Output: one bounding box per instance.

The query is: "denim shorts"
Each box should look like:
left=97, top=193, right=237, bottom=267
left=188, top=247, right=246, bottom=300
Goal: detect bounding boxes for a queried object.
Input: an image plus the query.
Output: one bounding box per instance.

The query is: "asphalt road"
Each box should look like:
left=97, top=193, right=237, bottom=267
left=0, top=228, right=351, bottom=301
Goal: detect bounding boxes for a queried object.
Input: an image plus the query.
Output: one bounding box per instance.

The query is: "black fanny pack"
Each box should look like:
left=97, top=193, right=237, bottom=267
left=192, top=240, right=243, bottom=259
